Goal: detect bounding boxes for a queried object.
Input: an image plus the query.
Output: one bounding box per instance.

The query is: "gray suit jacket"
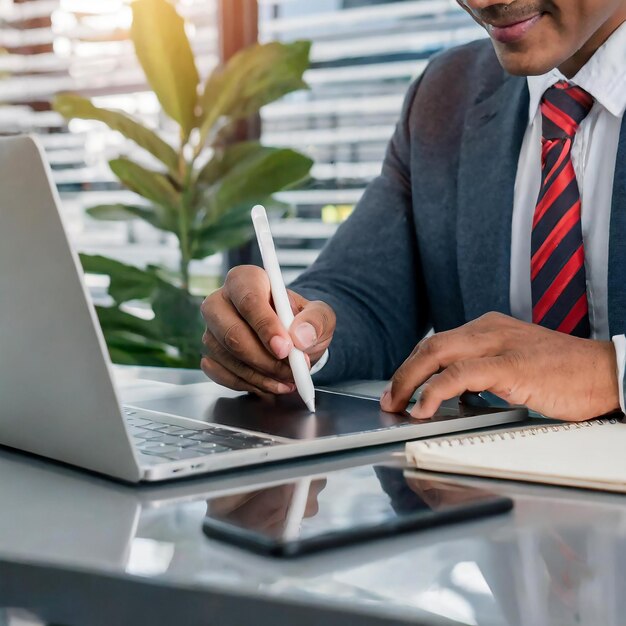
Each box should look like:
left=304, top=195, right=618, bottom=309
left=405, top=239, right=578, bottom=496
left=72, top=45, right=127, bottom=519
left=291, top=39, right=626, bottom=385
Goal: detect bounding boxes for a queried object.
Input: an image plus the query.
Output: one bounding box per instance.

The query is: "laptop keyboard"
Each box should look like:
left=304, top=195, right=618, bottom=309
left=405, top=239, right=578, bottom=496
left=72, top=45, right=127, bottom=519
left=123, top=408, right=279, bottom=462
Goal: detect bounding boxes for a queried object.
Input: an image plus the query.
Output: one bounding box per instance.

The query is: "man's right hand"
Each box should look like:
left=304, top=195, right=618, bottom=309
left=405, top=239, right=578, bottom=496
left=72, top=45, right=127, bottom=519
left=200, top=265, right=336, bottom=396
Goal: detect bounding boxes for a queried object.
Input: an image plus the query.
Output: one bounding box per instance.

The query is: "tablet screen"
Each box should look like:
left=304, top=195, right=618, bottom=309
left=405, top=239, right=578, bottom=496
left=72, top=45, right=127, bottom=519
left=132, top=389, right=483, bottom=441
left=203, top=464, right=513, bottom=555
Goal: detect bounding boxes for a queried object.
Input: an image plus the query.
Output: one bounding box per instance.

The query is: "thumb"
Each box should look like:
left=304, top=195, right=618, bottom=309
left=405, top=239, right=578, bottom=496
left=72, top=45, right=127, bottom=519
left=289, top=300, right=336, bottom=358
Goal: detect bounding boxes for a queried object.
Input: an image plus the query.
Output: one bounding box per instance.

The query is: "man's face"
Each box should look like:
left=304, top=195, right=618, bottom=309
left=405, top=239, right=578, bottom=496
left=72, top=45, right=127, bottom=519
left=457, top=0, right=626, bottom=76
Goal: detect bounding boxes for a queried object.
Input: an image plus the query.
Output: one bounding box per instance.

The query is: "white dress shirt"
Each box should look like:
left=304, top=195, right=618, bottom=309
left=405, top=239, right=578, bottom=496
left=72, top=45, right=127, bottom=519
left=510, top=21, right=626, bottom=411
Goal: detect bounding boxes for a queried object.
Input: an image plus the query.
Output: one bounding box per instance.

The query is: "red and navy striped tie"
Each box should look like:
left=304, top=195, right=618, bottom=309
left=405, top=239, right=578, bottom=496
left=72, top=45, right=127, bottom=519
left=531, top=81, right=594, bottom=338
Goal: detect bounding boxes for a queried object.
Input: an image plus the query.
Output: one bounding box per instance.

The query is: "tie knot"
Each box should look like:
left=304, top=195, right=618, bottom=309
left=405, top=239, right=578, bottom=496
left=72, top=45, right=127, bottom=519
left=541, top=81, right=594, bottom=140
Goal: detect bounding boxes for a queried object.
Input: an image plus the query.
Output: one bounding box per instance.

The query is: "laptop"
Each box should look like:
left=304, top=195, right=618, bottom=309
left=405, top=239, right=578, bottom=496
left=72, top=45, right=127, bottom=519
left=0, top=135, right=527, bottom=483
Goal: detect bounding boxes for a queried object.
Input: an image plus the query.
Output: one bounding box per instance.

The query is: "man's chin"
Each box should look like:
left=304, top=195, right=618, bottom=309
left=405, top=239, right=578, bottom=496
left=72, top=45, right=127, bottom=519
left=490, top=41, right=561, bottom=76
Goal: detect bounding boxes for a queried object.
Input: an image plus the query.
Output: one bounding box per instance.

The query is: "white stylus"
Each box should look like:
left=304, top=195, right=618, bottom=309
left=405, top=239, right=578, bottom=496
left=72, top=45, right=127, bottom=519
left=251, top=205, right=316, bottom=413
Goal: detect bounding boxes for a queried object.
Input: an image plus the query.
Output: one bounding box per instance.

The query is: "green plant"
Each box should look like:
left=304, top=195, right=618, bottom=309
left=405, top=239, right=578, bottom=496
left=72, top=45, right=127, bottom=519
left=53, top=0, right=313, bottom=368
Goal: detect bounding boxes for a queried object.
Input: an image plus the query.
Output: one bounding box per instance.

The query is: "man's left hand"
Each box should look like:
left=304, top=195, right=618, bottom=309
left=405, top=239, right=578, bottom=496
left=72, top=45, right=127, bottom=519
left=380, top=312, right=621, bottom=422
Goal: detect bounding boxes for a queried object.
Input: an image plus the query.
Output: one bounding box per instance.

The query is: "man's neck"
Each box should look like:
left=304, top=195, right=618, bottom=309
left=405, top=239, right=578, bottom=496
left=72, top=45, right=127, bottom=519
left=559, top=14, right=626, bottom=77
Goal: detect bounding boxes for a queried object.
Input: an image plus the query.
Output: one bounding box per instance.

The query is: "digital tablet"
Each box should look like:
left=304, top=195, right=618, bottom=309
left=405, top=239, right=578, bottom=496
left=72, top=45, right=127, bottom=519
left=202, top=464, right=513, bottom=557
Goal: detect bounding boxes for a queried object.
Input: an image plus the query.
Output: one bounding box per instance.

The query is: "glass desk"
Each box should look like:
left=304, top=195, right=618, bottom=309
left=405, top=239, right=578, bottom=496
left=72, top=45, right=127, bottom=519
left=0, top=368, right=622, bottom=626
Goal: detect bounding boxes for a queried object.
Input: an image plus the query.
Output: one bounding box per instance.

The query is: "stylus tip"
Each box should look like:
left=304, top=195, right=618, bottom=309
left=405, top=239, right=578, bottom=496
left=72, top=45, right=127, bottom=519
left=305, top=398, right=316, bottom=413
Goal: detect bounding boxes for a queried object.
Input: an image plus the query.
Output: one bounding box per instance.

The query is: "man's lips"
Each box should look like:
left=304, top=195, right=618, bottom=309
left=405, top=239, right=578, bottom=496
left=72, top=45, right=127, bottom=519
left=486, top=14, right=544, bottom=44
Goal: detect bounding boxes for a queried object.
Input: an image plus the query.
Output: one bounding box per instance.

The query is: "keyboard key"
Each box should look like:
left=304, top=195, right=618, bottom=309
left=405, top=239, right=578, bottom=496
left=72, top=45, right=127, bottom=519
left=188, top=445, right=230, bottom=455
left=135, top=431, right=164, bottom=441
left=148, top=434, right=198, bottom=447
left=139, top=450, right=180, bottom=460
left=189, top=432, right=231, bottom=443
left=139, top=444, right=181, bottom=455
left=172, top=429, right=202, bottom=437
left=127, top=417, right=152, bottom=425
left=127, top=425, right=153, bottom=436
left=127, top=425, right=150, bottom=437
left=156, top=425, right=193, bottom=435
left=137, top=421, right=168, bottom=431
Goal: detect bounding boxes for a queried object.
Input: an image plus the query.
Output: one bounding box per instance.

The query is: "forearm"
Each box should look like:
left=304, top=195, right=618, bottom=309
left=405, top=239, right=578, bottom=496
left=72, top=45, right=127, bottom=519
left=291, top=176, right=429, bottom=384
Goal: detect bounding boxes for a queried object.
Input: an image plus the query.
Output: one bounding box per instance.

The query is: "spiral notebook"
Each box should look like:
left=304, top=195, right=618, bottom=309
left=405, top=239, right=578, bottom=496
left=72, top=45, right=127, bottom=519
left=405, top=418, right=626, bottom=493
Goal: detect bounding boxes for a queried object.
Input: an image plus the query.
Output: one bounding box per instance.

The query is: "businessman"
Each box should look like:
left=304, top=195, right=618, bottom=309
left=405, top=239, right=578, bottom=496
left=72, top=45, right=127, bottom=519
left=201, top=0, right=626, bottom=422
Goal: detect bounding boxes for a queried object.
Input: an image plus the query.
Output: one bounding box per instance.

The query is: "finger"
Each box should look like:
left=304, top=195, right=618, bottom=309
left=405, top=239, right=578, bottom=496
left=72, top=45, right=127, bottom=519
left=410, top=356, right=512, bottom=420
left=381, top=327, right=504, bottom=413
left=201, top=356, right=289, bottom=399
left=202, top=293, right=294, bottom=381
left=289, top=300, right=336, bottom=359
left=224, top=266, right=293, bottom=360
left=202, top=333, right=295, bottom=395
left=201, top=356, right=267, bottom=397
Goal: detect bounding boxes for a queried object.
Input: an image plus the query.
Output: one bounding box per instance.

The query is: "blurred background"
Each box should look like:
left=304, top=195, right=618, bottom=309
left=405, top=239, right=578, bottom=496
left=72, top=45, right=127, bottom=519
left=0, top=0, right=484, bottom=281
left=0, top=0, right=485, bottom=366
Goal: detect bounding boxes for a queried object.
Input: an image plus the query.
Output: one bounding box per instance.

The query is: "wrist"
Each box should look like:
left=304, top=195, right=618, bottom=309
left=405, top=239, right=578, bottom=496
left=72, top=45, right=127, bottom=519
left=599, top=340, right=621, bottom=415
left=611, top=335, right=626, bottom=414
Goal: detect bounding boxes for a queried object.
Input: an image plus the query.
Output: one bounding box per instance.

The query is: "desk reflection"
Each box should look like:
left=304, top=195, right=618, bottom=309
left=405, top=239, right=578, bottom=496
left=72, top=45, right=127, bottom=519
left=1, top=447, right=626, bottom=625
left=206, top=479, right=328, bottom=538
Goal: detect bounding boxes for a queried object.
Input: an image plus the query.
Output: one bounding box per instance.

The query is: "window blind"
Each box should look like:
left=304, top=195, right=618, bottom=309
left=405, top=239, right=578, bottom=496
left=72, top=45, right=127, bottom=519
left=258, top=0, right=485, bottom=283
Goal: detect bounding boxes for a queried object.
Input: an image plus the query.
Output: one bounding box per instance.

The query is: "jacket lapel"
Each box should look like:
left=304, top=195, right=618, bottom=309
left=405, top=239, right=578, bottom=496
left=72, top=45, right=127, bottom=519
left=457, top=76, right=529, bottom=322
left=608, top=117, right=626, bottom=337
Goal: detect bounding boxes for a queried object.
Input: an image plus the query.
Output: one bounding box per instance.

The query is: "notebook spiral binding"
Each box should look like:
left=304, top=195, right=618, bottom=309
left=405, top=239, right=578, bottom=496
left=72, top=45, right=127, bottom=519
left=422, top=418, right=621, bottom=449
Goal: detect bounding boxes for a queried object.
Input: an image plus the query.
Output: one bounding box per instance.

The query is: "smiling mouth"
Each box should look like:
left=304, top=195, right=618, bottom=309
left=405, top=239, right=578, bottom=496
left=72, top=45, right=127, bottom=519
left=486, top=13, right=544, bottom=44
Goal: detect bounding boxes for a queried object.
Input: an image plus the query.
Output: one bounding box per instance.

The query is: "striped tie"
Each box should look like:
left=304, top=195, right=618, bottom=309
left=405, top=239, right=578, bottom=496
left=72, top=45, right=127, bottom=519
left=531, top=81, right=594, bottom=338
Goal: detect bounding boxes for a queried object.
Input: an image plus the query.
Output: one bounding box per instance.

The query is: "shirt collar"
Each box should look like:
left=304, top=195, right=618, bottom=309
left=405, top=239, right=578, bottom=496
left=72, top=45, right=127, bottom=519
left=527, top=19, right=626, bottom=122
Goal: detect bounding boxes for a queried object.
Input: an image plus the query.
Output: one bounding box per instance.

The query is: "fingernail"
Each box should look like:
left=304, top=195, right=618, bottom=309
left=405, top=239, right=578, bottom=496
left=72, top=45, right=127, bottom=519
left=410, top=403, right=430, bottom=421
left=270, top=336, right=292, bottom=359
left=294, top=323, right=317, bottom=350
left=380, top=391, right=390, bottom=409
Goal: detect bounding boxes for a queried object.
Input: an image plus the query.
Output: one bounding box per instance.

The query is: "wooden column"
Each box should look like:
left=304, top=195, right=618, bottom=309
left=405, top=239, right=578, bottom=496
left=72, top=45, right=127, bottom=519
left=217, top=0, right=261, bottom=270
left=218, top=0, right=258, bottom=62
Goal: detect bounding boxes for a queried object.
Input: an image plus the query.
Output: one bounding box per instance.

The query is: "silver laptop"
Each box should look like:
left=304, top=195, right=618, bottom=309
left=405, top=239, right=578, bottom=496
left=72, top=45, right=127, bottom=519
left=0, top=135, right=527, bottom=483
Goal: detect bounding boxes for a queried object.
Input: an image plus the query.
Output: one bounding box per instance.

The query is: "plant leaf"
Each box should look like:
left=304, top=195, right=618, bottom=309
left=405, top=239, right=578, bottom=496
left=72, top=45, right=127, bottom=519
left=108, top=158, right=180, bottom=231
left=80, top=254, right=160, bottom=304
left=151, top=282, right=205, bottom=363
left=53, top=94, right=179, bottom=174
left=196, top=141, right=275, bottom=186
left=191, top=197, right=288, bottom=260
left=199, top=41, right=311, bottom=145
left=86, top=203, right=178, bottom=234
left=198, top=147, right=312, bottom=227
left=192, top=224, right=254, bottom=260
left=131, top=0, right=199, bottom=136
left=106, top=336, right=182, bottom=367
left=95, top=305, right=164, bottom=342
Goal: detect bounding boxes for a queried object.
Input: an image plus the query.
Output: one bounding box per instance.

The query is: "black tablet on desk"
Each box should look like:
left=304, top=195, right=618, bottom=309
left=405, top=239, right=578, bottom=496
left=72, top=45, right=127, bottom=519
left=202, top=464, right=513, bottom=557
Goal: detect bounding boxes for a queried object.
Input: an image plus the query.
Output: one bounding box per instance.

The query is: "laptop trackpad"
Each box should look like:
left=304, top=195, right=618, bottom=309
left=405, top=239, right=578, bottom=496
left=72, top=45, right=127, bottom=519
left=130, top=388, right=460, bottom=441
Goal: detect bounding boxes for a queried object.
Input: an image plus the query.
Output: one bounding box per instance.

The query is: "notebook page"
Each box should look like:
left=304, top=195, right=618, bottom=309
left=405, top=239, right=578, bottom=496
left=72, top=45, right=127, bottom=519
left=405, top=419, right=626, bottom=491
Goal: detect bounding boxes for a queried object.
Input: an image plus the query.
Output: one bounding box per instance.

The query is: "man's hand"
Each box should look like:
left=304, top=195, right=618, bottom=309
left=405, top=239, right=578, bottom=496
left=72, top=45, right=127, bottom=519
left=380, top=312, right=621, bottom=422
left=200, top=265, right=336, bottom=395
left=206, top=480, right=327, bottom=535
